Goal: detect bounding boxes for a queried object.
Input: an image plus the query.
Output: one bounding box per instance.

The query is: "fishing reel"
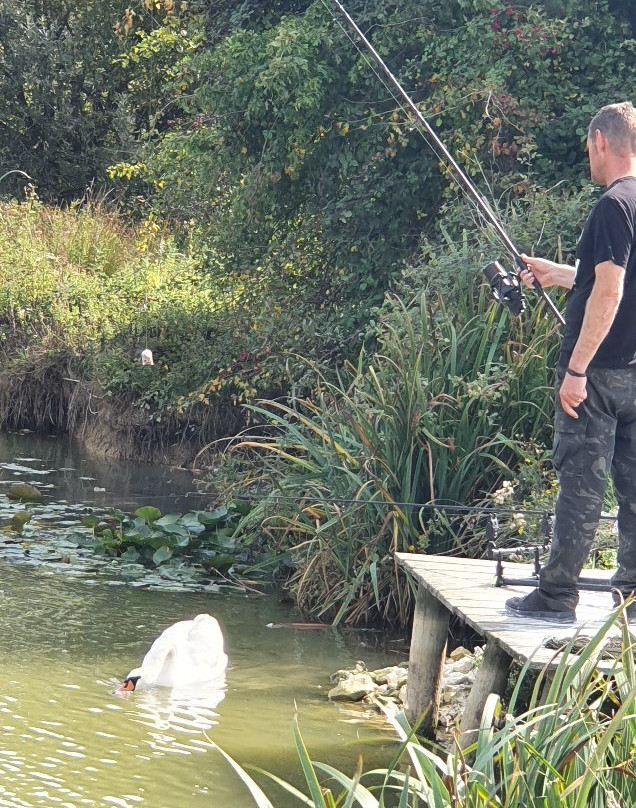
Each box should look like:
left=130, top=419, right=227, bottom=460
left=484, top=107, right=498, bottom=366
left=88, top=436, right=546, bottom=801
left=482, top=260, right=526, bottom=317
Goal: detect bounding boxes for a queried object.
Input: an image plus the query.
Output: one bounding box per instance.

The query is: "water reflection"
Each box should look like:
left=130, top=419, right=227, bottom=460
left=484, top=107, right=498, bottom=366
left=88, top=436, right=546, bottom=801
left=0, top=434, right=398, bottom=806
left=0, top=431, right=206, bottom=513
left=124, top=682, right=225, bottom=751
left=0, top=563, right=398, bottom=808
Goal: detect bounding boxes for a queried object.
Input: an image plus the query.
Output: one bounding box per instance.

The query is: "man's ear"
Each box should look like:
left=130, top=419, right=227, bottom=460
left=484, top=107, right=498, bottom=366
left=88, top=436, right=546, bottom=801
left=593, top=128, right=606, bottom=153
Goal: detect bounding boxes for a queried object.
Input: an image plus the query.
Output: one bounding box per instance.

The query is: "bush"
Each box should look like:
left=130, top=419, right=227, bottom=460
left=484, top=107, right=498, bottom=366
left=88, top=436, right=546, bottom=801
left=0, top=198, right=265, bottom=442
left=117, top=0, right=635, bottom=373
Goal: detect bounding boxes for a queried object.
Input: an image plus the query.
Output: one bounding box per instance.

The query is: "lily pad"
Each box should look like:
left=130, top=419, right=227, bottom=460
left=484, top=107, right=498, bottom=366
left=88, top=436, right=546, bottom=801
left=232, top=501, right=252, bottom=516
left=154, top=514, right=182, bottom=527
left=152, top=545, right=173, bottom=565
left=203, top=554, right=235, bottom=575
left=178, top=511, right=205, bottom=528
left=161, top=524, right=190, bottom=538
left=197, top=506, right=228, bottom=526
left=7, top=483, right=43, bottom=503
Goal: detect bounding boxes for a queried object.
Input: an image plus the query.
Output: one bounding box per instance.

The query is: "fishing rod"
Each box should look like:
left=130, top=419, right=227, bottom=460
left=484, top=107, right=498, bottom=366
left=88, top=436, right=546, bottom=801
left=328, top=0, right=565, bottom=327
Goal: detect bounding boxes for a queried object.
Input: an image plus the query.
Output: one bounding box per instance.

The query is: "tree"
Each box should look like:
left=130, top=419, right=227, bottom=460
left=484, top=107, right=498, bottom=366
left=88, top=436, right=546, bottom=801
left=0, top=0, right=136, bottom=198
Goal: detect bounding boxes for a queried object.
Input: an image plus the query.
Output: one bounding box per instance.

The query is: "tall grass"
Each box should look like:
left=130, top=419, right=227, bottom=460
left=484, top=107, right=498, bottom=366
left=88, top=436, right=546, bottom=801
left=232, top=286, right=560, bottom=627
left=0, top=198, right=253, bottom=447
left=216, top=609, right=636, bottom=807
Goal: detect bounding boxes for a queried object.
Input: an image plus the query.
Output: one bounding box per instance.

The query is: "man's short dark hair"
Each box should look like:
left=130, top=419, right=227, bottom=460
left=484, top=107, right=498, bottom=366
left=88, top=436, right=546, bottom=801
left=589, top=101, right=636, bottom=155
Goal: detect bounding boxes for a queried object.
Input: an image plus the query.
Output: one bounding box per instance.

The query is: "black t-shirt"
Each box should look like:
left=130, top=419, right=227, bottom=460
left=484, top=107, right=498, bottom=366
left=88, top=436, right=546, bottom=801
left=560, top=176, right=636, bottom=369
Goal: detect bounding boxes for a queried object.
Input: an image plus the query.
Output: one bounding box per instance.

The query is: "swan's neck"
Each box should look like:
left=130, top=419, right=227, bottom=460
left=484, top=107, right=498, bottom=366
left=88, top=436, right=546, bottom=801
left=144, top=646, right=176, bottom=684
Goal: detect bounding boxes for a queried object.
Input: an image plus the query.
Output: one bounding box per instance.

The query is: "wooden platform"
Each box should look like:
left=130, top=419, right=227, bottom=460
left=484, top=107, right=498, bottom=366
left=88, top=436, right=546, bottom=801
left=395, top=552, right=629, bottom=743
left=396, top=553, right=621, bottom=667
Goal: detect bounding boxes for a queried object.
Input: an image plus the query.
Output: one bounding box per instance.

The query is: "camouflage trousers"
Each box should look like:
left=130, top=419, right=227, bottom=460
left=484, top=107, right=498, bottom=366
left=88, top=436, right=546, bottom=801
left=538, top=366, right=636, bottom=609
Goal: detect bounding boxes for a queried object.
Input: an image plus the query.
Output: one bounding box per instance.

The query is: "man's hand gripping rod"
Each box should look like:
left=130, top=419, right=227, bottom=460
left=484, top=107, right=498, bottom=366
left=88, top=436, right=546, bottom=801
left=331, top=0, right=565, bottom=326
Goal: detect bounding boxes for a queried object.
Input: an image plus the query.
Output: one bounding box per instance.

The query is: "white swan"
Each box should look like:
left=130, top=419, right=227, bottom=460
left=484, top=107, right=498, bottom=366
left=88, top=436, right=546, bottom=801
left=118, top=613, right=228, bottom=692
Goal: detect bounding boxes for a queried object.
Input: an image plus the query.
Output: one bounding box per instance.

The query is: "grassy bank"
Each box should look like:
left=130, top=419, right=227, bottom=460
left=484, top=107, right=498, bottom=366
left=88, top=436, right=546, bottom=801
left=0, top=198, right=267, bottom=460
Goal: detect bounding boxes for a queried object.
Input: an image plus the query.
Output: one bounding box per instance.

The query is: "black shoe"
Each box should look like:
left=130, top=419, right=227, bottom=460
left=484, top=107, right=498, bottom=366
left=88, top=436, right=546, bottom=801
left=505, top=590, right=576, bottom=623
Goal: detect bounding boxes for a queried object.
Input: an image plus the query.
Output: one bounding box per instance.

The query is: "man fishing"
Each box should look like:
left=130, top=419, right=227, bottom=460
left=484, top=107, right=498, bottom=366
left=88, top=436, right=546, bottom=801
left=329, top=1, right=635, bottom=622
left=506, top=101, right=636, bottom=623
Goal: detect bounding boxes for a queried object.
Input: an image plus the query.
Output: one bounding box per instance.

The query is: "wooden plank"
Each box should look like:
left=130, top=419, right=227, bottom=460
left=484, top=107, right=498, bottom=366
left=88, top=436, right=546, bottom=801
left=396, top=553, right=623, bottom=670
left=405, top=585, right=449, bottom=736
left=459, top=642, right=511, bottom=748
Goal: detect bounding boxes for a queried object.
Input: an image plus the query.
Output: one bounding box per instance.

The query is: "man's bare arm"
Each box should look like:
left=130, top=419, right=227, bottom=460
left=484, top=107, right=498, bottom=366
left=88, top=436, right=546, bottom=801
left=559, top=260, right=625, bottom=418
left=520, top=253, right=577, bottom=290
left=568, top=260, right=625, bottom=373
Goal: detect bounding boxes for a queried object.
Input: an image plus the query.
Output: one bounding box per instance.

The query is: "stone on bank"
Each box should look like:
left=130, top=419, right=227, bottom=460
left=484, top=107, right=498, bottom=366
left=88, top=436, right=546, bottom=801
left=328, top=646, right=484, bottom=729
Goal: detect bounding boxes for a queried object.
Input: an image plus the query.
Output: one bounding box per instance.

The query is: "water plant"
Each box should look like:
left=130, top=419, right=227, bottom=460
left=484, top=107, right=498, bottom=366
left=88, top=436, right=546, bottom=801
left=79, top=502, right=250, bottom=572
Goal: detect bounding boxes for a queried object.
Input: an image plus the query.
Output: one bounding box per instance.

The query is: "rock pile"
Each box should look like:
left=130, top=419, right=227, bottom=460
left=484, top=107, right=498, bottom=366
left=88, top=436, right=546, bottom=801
left=329, top=661, right=409, bottom=705
left=328, top=645, right=484, bottom=729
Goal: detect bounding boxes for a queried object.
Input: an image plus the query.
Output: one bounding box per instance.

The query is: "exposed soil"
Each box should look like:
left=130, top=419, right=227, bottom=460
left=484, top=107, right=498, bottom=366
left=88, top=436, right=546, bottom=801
left=0, top=356, right=243, bottom=466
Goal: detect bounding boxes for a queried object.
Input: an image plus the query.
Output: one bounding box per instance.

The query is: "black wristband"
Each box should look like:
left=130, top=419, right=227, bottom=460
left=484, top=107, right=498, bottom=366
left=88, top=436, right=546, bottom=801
left=566, top=367, right=587, bottom=378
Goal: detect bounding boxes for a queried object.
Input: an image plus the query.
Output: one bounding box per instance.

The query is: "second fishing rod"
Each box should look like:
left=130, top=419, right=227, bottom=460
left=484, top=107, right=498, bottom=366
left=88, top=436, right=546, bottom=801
left=328, top=0, right=565, bottom=327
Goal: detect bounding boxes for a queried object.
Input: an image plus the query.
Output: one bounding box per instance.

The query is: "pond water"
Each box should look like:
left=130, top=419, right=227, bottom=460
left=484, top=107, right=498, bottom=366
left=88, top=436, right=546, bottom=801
left=0, top=433, right=402, bottom=808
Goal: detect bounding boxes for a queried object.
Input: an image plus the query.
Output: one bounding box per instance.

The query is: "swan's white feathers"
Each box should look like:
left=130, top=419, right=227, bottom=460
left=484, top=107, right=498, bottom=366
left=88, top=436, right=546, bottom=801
left=127, top=613, right=228, bottom=689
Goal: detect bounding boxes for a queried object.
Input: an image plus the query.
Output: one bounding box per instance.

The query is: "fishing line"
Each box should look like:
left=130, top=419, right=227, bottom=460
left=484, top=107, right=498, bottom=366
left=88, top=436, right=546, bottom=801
left=322, top=0, right=506, bottom=233
left=322, top=0, right=505, bottom=231
left=320, top=0, right=452, bottom=174
left=230, top=491, right=617, bottom=522
left=321, top=0, right=522, bottom=292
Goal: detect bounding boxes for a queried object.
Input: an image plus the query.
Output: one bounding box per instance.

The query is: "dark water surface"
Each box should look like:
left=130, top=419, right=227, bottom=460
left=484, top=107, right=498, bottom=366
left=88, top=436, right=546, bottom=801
left=0, top=434, right=400, bottom=808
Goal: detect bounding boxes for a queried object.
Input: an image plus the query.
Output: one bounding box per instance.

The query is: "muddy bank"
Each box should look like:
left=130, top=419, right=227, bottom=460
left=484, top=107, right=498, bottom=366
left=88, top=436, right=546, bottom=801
left=0, top=360, right=243, bottom=465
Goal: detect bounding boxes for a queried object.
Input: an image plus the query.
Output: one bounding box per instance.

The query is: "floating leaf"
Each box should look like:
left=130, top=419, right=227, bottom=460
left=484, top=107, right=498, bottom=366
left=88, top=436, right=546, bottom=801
left=126, top=520, right=150, bottom=539
left=161, top=524, right=190, bottom=537
left=231, top=501, right=252, bottom=517
left=81, top=515, right=99, bottom=528
left=204, top=554, right=235, bottom=575
left=154, top=514, right=182, bottom=527
left=208, top=528, right=236, bottom=550
left=152, top=545, right=173, bottom=565
left=170, top=532, right=190, bottom=548
left=197, top=506, right=228, bottom=526
left=135, top=506, right=162, bottom=523
left=179, top=511, right=206, bottom=528
left=120, top=546, right=141, bottom=563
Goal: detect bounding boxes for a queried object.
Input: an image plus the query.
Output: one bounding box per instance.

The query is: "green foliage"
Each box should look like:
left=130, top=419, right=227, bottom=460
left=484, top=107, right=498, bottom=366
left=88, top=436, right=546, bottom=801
left=113, top=2, right=204, bottom=138
left=79, top=502, right=248, bottom=571
left=111, top=0, right=635, bottom=376
left=1, top=0, right=634, bottom=390
left=223, top=183, right=594, bottom=629
left=0, top=198, right=277, bottom=433
left=230, top=275, right=558, bottom=626
left=0, top=0, right=134, bottom=199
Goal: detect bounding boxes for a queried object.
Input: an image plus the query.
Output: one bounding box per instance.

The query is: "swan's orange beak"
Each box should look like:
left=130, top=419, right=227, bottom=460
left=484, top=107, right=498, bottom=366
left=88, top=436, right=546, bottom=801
left=119, top=680, right=135, bottom=692
left=116, top=678, right=138, bottom=694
